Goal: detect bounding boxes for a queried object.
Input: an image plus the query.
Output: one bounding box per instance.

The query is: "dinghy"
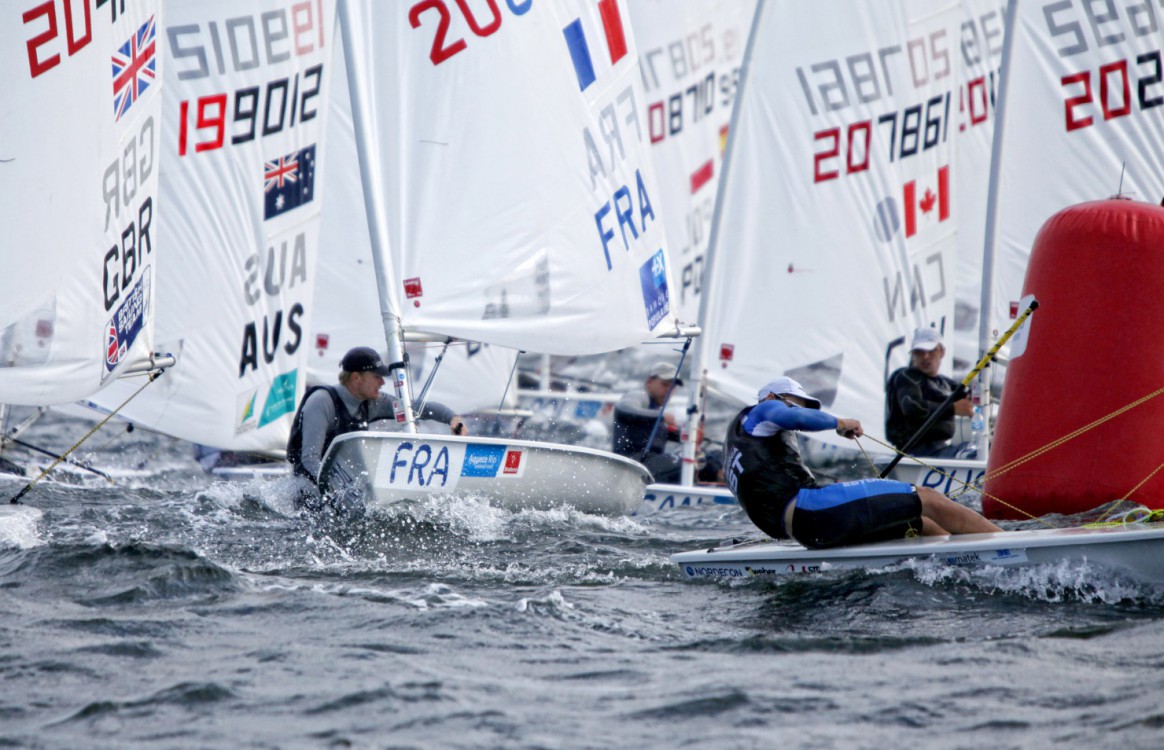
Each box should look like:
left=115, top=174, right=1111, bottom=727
left=1, top=2, right=171, bottom=485
left=674, top=524, right=1164, bottom=585
left=320, top=0, right=694, bottom=515
left=660, top=0, right=999, bottom=511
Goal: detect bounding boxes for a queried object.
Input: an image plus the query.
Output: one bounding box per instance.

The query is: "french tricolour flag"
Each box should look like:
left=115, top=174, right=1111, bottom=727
left=903, top=165, right=950, bottom=238
left=562, top=0, right=628, bottom=91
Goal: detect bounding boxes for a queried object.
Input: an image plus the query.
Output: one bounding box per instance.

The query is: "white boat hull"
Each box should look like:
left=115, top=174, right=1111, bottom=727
left=319, top=432, right=651, bottom=516
left=628, top=456, right=988, bottom=517
left=636, top=483, right=737, bottom=515
left=673, top=524, right=1164, bottom=583
left=886, top=457, right=986, bottom=497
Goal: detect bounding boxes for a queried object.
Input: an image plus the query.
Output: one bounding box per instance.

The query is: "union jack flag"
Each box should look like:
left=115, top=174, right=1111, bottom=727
left=264, top=153, right=299, bottom=193
left=112, top=15, right=157, bottom=122
left=106, top=324, right=123, bottom=368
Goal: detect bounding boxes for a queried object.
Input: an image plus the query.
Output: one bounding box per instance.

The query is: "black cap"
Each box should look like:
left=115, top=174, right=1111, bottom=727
left=341, top=346, right=392, bottom=376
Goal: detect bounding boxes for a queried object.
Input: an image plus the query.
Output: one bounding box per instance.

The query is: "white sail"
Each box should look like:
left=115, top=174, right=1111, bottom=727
left=950, top=0, right=1006, bottom=370
left=984, top=0, right=1164, bottom=351
left=88, top=0, right=336, bottom=452
left=341, top=0, right=682, bottom=355
left=1, top=1, right=163, bottom=405
left=699, top=0, right=962, bottom=451
left=626, top=0, right=758, bottom=324
left=309, top=36, right=518, bottom=415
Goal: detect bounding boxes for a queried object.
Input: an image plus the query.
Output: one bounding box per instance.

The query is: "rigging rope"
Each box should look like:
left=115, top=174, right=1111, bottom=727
left=8, top=370, right=164, bottom=504
left=856, top=433, right=1052, bottom=526
left=855, top=383, right=1164, bottom=527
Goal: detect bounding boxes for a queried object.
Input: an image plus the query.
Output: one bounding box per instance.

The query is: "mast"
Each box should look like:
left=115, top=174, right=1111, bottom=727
left=679, top=0, right=768, bottom=485
left=975, top=0, right=1021, bottom=461
left=337, top=0, right=416, bottom=433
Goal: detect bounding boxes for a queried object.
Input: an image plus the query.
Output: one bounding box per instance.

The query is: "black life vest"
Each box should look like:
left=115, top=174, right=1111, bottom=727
left=286, top=385, right=370, bottom=482
left=884, top=367, right=958, bottom=449
left=722, top=406, right=820, bottom=538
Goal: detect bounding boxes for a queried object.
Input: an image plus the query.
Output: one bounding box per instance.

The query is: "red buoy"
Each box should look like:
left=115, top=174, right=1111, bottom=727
left=984, top=199, right=1164, bottom=519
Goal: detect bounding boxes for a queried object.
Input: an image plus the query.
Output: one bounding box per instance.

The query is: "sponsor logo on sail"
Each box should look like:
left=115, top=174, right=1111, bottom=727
left=639, top=248, right=671, bottom=329
left=259, top=369, right=298, bottom=427
left=234, top=368, right=299, bottom=434
left=102, top=271, right=150, bottom=380
left=236, top=391, right=258, bottom=434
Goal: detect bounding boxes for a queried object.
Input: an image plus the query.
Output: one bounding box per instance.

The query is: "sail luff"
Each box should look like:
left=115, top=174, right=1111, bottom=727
left=678, top=0, right=769, bottom=485
left=337, top=0, right=415, bottom=432
left=974, top=0, right=1022, bottom=462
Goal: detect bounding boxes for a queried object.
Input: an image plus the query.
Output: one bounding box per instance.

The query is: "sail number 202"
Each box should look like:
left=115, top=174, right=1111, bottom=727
left=410, top=0, right=532, bottom=66
left=1061, top=52, right=1164, bottom=131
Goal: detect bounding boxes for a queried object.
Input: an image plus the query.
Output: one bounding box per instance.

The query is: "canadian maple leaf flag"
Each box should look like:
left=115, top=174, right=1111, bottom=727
left=902, top=165, right=950, bottom=238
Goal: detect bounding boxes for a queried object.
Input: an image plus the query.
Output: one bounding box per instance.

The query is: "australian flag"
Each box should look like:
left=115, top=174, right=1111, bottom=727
left=264, top=144, right=316, bottom=220
left=112, top=15, right=156, bottom=122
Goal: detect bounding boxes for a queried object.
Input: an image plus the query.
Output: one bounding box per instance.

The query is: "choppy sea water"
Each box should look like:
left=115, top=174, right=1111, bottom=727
left=3, top=412, right=1164, bottom=750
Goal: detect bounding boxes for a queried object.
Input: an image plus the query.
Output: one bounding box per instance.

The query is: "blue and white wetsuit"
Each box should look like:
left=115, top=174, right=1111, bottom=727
left=724, top=399, right=921, bottom=549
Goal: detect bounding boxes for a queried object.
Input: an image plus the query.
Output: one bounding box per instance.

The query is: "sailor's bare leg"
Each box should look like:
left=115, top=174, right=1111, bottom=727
left=917, top=487, right=1003, bottom=536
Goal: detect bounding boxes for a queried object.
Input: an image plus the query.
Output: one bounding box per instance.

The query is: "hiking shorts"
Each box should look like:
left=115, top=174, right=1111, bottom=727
left=790, top=478, right=922, bottom=549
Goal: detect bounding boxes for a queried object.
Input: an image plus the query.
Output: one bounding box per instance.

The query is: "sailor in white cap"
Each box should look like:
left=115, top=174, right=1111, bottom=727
left=885, top=327, right=974, bottom=457
left=721, top=376, right=1000, bottom=549
left=611, top=361, right=688, bottom=483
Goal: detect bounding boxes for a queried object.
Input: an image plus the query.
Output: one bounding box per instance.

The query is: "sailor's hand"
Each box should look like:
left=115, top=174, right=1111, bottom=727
left=953, top=397, right=974, bottom=417
left=450, top=417, right=466, bottom=435
left=835, top=418, right=863, bottom=439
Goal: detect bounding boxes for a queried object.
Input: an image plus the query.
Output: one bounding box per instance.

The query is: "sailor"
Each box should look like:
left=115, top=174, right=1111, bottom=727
left=286, top=346, right=465, bottom=511
left=723, top=377, right=1000, bottom=549
left=611, top=361, right=723, bottom=484
left=611, top=361, right=686, bottom=483
left=885, top=327, right=976, bottom=457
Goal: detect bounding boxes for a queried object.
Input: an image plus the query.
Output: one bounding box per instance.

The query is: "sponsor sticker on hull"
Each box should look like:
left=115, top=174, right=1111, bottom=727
left=462, top=445, right=526, bottom=479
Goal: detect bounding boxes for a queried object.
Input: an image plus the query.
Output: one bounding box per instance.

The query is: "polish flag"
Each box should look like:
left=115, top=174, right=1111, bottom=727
left=903, top=165, right=950, bottom=238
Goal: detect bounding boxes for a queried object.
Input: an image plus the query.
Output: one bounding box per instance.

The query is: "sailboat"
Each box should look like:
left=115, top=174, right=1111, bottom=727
left=1, top=1, right=170, bottom=484
left=308, top=29, right=523, bottom=423
left=660, top=0, right=971, bottom=512
left=80, top=0, right=336, bottom=467
left=2, top=0, right=170, bottom=527
left=320, top=0, right=694, bottom=515
left=620, top=0, right=757, bottom=514
left=673, top=0, right=1164, bottom=581
left=976, top=0, right=1164, bottom=519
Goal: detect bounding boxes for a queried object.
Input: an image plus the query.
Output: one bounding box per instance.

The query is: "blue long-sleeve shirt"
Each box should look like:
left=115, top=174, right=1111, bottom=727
left=742, top=400, right=839, bottom=437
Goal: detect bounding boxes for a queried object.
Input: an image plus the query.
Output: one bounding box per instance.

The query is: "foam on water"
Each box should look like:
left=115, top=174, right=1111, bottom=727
left=902, top=556, right=1163, bottom=604
left=0, top=505, right=44, bottom=549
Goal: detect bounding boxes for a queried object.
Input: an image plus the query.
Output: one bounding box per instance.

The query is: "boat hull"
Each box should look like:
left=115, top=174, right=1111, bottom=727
left=886, top=457, right=986, bottom=498
left=319, top=432, right=651, bottom=516
left=673, top=524, right=1164, bottom=583
left=636, top=483, right=737, bottom=515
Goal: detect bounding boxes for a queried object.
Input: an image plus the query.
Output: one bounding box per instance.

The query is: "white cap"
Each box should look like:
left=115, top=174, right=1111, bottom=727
left=910, top=327, right=943, bottom=352
left=757, top=377, right=822, bottom=409
left=648, top=361, right=683, bottom=385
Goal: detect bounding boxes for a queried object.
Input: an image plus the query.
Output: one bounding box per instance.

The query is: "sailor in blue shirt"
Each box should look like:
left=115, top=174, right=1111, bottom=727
left=723, top=377, right=1001, bottom=549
